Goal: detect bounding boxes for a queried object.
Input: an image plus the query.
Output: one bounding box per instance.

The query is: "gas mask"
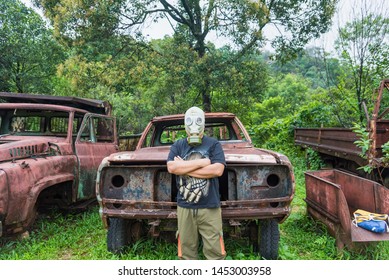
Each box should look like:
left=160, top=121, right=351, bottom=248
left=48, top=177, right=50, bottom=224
left=184, top=106, right=205, bottom=146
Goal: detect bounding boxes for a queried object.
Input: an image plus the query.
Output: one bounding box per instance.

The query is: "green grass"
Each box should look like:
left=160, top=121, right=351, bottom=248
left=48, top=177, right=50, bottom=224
left=0, top=208, right=262, bottom=260
left=1, top=162, right=389, bottom=260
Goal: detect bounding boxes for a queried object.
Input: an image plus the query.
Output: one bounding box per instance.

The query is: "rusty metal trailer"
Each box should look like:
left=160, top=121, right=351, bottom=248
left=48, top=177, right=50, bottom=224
left=305, top=169, right=389, bottom=249
left=295, top=79, right=389, bottom=249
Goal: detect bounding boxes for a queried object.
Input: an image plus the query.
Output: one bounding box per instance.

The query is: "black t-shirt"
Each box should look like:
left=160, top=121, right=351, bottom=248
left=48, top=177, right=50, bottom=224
left=167, top=136, right=226, bottom=209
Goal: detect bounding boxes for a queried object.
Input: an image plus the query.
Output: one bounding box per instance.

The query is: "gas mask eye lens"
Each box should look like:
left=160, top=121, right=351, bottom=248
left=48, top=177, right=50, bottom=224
left=185, top=117, right=193, bottom=125
left=196, top=117, right=203, bottom=125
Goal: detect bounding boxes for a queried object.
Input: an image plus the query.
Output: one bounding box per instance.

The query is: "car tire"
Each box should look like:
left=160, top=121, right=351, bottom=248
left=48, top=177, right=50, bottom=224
left=259, top=219, right=280, bottom=260
left=107, top=218, right=132, bottom=254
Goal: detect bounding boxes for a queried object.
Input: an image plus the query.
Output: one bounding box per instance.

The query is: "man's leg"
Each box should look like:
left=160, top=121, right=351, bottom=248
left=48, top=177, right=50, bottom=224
left=198, top=207, right=226, bottom=260
left=177, top=206, right=199, bottom=260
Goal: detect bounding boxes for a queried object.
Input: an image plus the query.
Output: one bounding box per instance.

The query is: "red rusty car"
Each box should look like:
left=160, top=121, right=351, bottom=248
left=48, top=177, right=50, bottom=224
left=96, top=112, right=295, bottom=259
left=0, top=92, right=118, bottom=238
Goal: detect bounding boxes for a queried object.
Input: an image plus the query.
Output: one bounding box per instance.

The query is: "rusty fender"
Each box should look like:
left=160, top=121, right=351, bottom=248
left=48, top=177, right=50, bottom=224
left=96, top=157, right=110, bottom=228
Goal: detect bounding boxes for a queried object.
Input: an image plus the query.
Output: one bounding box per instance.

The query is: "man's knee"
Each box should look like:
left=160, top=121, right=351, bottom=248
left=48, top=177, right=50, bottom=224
left=203, top=231, right=226, bottom=260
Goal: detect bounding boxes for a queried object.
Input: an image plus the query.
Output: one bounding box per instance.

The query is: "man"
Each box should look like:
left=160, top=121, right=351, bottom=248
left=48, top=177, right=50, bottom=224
left=167, top=106, right=226, bottom=260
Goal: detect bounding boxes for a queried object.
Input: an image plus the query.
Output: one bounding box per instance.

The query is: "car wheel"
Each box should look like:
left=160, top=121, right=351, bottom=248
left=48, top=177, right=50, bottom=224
left=259, top=219, right=280, bottom=260
left=107, top=218, right=132, bottom=254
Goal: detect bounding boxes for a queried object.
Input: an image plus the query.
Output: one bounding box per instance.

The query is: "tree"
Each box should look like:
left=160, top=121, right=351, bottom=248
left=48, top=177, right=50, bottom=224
left=335, top=0, right=389, bottom=123
left=53, top=39, right=162, bottom=133
left=0, top=0, right=65, bottom=93
left=268, top=47, right=342, bottom=89
left=211, top=47, right=268, bottom=120
left=35, top=0, right=338, bottom=112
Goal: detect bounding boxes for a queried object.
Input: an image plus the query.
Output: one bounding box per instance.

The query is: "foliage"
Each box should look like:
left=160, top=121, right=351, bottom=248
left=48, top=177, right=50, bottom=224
left=34, top=0, right=337, bottom=111
left=353, top=122, right=389, bottom=174
left=208, top=48, right=269, bottom=119
left=353, top=122, right=371, bottom=159
left=335, top=9, right=389, bottom=122
left=382, top=142, right=389, bottom=164
left=267, top=47, right=342, bottom=89
left=249, top=74, right=342, bottom=155
left=52, top=39, right=164, bottom=133
left=0, top=0, right=65, bottom=93
left=34, top=0, right=125, bottom=50
left=35, top=0, right=338, bottom=57
left=52, top=35, right=271, bottom=133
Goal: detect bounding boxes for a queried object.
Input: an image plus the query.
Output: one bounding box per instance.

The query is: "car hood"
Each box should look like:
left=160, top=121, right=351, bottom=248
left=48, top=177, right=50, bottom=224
left=105, top=144, right=290, bottom=166
left=0, top=136, right=63, bottom=163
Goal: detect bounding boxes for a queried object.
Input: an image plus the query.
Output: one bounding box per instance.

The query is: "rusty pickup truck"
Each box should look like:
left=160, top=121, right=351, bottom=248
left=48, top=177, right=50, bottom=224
left=0, top=92, right=118, bottom=238
left=96, top=112, right=295, bottom=259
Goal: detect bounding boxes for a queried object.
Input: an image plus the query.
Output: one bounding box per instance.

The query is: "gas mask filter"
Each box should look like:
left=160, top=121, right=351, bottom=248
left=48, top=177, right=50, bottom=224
left=184, top=106, right=205, bottom=146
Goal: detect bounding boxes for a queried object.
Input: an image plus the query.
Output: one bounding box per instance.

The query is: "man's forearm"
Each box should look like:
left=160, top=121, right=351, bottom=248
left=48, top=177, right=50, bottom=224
left=187, top=163, right=225, bottom=179
left=167, top=157, right=211, bottom=175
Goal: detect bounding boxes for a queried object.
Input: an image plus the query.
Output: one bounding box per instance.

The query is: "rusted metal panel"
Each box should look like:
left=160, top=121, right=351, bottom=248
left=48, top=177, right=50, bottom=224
left=0, top=92, right=112, bottom=115
left=295, top=128, right=364, bottom=166
left=107, top=144, right=286, bottom=165
left=0, top=103, right=90, bottom=117
left=75, top=142, right=118, bottom=200
left=101, top=166, right=170, bottom=201
left=232, top=165, right=292, bottom=200
left=0, top=138, right=64, bottom=163
left=102, top=206, right=291, bottom=221
left=305, top=169, right=389, bottom=248
left=351, top=223, right=389, bottom=242
left=1, top=155, right=77, bottom=235
left=294, top=80, right=389, bottom=250
left=101, top=164, right=293, bottom=207
left=98, top=162, right=294, bottom=226
left=101, top=198, right=291, bottom=220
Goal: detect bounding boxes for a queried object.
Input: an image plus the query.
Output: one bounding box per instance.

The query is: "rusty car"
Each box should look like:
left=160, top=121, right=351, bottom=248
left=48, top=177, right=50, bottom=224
left=96, top=112, right=295, bottom=259
left=0, top=92, right=119, bottom=238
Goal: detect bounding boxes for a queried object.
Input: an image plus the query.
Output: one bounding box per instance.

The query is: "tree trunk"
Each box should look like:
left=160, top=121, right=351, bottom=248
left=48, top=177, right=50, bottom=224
left=197, top=41, right=212, bottom=112
left=202, top=81, right=211, bottom=112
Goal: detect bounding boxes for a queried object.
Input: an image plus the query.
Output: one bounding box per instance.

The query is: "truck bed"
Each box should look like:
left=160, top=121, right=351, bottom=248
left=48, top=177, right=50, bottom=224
left=305, top=169, right=389, bottom=249
left=294, top=127, right=365, bottom=166
left=295, top=119, right=389, bottom=168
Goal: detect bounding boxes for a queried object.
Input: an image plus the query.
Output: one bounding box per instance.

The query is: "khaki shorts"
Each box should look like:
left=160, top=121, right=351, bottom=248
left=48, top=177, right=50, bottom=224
left=176, top=206, right=226, bottom=260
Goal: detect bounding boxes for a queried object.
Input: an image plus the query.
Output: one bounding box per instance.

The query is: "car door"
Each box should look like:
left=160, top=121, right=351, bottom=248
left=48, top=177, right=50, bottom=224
left=74, top=113, right=118, bottom=201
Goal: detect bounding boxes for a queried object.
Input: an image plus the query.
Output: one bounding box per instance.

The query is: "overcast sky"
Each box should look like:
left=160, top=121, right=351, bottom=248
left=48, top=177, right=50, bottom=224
left=309, top=0, right=389, bottom=54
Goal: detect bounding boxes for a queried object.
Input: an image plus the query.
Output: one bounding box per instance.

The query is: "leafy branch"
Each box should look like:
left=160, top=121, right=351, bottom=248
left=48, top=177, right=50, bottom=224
left=353, top=122, right=389, bottom=178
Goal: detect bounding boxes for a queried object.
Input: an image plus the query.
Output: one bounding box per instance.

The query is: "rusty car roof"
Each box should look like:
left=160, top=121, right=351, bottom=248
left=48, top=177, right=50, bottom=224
left=151, top=112, right=236, bottom=122
left=0, top=102, right=91, bottom=115
left=0, top=92, right=112, bottom=115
